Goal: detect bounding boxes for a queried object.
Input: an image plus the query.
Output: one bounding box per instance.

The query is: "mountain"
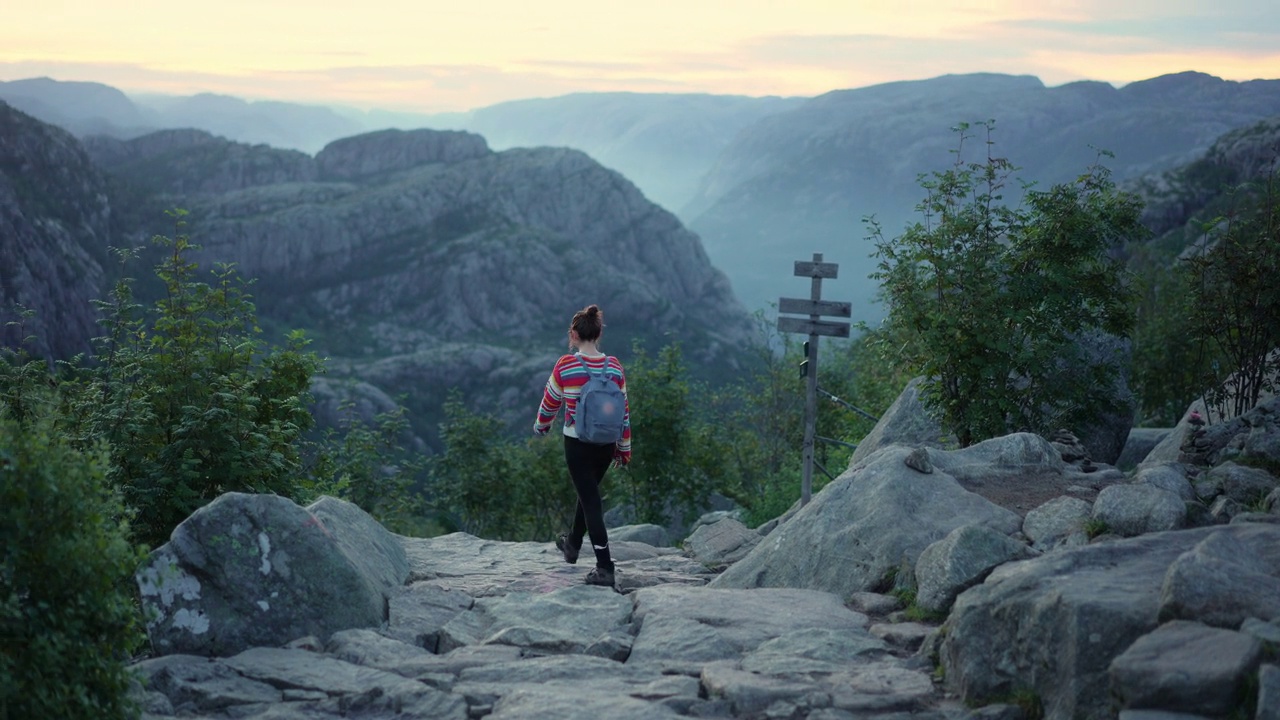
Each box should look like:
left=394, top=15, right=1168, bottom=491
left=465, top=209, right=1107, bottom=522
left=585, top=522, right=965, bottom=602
left=0, top=78, right=369, bottom=154
left=133, top=93, right=366, bottom=154
left=0, top=77, right=152, bottom=137
left=57, top=124, right=755, bottom=445
left=682, top=71, right=1280, bottom=320
left=0, top=101, right=114, bottom=359
left=443, top=93, right=804, bottom=213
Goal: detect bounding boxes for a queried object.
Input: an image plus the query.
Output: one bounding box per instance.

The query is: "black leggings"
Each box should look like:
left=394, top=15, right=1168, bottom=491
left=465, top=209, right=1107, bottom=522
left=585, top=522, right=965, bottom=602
left=564, top=436, right=615, bottom=571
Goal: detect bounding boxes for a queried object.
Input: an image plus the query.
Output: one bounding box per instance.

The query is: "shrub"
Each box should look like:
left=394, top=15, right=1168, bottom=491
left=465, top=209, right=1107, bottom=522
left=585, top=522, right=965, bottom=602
left=71, top=213, right=323, bottom=546
left=871, top=122, right=1142, bottom=446
left=0, top=410, right=145, bottom=720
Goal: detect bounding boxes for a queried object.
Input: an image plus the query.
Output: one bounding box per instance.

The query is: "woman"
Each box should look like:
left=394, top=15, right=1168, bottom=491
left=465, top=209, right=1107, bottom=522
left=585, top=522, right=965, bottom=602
left=533, top=304, right=631, bottom=587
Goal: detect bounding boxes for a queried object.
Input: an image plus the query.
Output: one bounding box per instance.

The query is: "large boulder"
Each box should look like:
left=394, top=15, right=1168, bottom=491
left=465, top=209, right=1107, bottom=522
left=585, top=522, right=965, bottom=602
left=1092, top=483, right=1186, bottom=537
left=848, top=377, right=953, bottom=467
left=682, top=517, right=761, bottom=568
left=1158, top=529, right=1280, bottom=627
left=1207, top=461, right=1280, bottom=506
left=1109, top=620, right=1263, bottom=717
left=914, top=524, right=1035, bottom=614
left=941, top=523, right=1280, bottom=720
left=711, top=443, right=1022, bottom=598
left=1116, top=428, right=1172, bottom=470
left=1062, top=330, right=1136, bottom=466
left=1022, top=496, right=1092, bottom=550
left=136, top=493, right=408, bottom=657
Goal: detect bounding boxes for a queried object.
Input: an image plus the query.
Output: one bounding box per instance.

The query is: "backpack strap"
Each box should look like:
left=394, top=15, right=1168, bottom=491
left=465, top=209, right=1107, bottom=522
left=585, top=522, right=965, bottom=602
left=570, top=353, right=599, bottom=427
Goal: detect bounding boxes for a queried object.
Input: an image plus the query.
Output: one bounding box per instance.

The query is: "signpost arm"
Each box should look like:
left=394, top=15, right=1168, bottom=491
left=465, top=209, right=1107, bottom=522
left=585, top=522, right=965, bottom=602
left=800, top=253, right=822, bottom=506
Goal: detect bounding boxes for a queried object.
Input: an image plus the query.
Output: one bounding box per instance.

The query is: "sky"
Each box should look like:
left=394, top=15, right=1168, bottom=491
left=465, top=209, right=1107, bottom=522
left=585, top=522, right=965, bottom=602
left=2, top=0, right=1278, bottom=113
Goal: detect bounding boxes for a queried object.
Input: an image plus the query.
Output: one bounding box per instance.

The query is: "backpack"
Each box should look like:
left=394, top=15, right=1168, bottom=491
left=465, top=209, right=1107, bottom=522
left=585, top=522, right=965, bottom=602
left=572, top=353, right=626, bottom=445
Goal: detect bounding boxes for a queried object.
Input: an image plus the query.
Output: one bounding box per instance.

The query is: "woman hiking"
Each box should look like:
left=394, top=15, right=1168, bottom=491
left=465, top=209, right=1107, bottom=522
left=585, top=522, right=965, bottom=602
left=533, top=304, right=631, bottom=587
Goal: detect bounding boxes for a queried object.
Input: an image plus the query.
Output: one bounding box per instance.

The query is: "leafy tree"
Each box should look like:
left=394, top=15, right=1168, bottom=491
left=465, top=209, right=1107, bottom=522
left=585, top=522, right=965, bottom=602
left=0, top=409, right=145, bottom=720
left=71, top=211, right=323, bottom=547
left=1181, top=168, right=1280, bottom=418
left=870, top=122, right=1142, bottom=446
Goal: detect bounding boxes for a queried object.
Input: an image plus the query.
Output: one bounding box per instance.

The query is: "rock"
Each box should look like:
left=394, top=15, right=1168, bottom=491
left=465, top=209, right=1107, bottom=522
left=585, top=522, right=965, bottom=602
left=915, top=524, right=1035, bottom=613
left=1240, top=618, right=1280, bottom=645
left=1133, top=463, right=1195, bottom=501
left=1117, top=428, right=1173, bottom=470
left=905, top=446, right=934, bottom=473
left=1022, top=496, right=1093, bottom=549
left=611, top=523, right=671, bottom=547
left=740, top=627, right=890, bottom=674
left=1259, top=664, right=1280, bottom=720
left=1158, top=529, right=1280, bottom=627
left=223, top=646, right=468, bottom=718
left=1209, top=495, right=1244, bottom=523
left=925, top=432, right=1067, bottom=486
left=437, top=584, right=633, bottom=656
left=386, top=582, right=473, bottom=652
left=1268, top=487, right=1280, bottom=514
left=1109, top=620, right=1262, bottom=716
left=869, top=622, right=936, bottom=652
left=711, top=444, right=1021, bottom=599
left=941, top=524, right=1280, bottom=720
left=848, top=592, right=905, bottom=616
left=136, top=493, right=407, bottom=657
left=1208, top=461, right=1279, bottom=505
left=628, top=585, right=869, bottom=664
left=1042, top=330, right=1136, bottom=467
left=1232, top=512, right=1280, bottom=525
left=682, top=517, right=761, bottom=567
left=848, top=377, right=954, bottom=467
left=1091, top=483, right=1186, bottom=537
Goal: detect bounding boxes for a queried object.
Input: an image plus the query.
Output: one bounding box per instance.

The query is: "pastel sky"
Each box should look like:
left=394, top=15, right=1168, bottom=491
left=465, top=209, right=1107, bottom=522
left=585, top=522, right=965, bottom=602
left=2, top=0, right=1277, bottom=112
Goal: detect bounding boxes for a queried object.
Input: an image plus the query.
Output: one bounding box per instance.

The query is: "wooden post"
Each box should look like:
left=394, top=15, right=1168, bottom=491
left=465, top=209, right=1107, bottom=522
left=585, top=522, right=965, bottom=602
left=800, top=253, right=822, bottom=505
left=778, top=253, right=849, bottom=507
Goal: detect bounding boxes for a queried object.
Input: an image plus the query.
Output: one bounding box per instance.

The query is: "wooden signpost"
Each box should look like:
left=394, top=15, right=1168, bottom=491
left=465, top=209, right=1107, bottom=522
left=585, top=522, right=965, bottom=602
left=777, top=253, right=850, bottom=506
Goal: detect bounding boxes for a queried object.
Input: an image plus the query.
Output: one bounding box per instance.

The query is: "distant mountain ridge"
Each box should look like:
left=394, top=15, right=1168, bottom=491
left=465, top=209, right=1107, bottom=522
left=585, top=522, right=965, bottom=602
left=683, top=71, right=1280, bottom=319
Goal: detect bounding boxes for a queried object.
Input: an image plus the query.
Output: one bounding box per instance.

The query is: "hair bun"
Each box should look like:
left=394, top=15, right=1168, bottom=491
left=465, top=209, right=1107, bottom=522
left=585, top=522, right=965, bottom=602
left=586, top=304, right=600, bottom=317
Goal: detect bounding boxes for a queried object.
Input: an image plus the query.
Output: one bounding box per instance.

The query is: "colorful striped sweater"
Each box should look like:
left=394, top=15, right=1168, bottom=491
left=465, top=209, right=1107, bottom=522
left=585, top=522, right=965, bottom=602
left=534, top=353, right=631, bottom=459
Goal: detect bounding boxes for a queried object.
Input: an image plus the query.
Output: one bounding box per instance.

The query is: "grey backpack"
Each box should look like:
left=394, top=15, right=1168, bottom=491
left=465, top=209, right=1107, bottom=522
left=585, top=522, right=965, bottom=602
left=572, top=353, right=626, bottom=445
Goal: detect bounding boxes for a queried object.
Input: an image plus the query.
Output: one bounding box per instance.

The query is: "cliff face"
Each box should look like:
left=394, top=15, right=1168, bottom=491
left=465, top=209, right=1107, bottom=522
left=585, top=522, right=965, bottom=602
left=1127, top=116, right=1280, bottom=245
left=0, top=101, right=112, bottom=359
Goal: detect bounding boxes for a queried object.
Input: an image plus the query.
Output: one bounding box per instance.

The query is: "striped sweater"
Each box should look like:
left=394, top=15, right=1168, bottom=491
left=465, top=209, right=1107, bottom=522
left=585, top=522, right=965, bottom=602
left=534, top=353, right=631, bottom=459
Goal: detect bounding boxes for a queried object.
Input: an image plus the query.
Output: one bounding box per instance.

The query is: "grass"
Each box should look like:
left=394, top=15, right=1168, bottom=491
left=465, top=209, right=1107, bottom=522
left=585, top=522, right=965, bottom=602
left=891, top=587, right=949, bottom=623
left=1083, top=517, right=1109, bottom=539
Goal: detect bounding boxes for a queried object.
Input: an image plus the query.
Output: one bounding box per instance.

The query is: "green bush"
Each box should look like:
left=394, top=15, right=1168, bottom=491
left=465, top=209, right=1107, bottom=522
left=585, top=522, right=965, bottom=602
left=871, top=122, right=1142, bottom=446
left=71, top=213, right=323, bottom=546
left=0, top=411, right=145, bottom=720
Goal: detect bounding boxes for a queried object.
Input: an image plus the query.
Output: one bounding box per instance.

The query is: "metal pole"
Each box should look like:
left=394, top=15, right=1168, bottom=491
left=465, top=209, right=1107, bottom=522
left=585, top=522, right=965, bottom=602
left=800, top=252, right=822, bottom=506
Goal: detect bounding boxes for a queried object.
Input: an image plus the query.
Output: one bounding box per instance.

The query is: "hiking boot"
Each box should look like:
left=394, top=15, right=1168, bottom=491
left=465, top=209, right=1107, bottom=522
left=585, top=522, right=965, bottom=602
left=555, top=533, right=579, bottom=565
left=584, top=566, right=615, bottom=587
